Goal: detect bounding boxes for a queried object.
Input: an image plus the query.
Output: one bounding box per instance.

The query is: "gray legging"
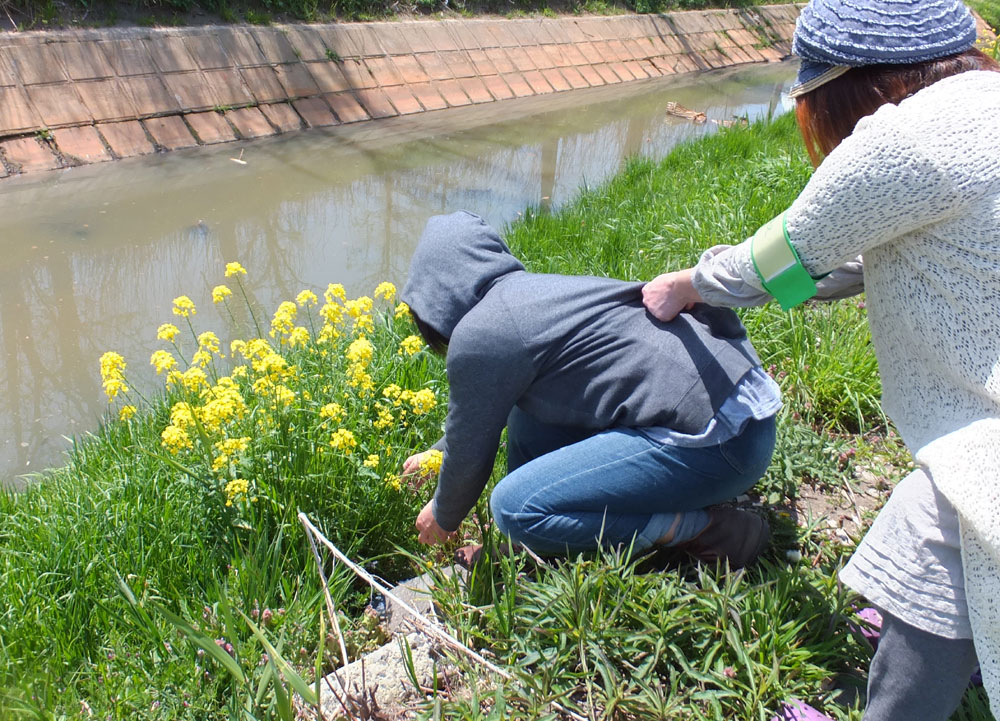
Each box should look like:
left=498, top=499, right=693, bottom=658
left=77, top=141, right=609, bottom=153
left=864, top=610, right=979, bottom=720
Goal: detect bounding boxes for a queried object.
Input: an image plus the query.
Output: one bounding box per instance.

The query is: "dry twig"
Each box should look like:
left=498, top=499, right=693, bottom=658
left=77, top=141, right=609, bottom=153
left=298, top=512, right=587, bottom=721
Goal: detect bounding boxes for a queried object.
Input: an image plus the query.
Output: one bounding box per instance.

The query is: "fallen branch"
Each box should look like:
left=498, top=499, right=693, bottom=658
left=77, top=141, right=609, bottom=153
left=298, top=512, right=587, bottom=721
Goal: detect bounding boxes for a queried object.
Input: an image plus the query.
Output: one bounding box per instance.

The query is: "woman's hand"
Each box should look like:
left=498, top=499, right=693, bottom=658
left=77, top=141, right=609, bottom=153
left=641, top=268, right=703, bottom=322
left=415, top=500, right=456, bottom=545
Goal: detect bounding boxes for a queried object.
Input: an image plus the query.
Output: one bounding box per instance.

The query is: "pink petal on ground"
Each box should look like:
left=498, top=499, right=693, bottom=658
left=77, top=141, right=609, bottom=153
left=854, top=607, right=883, bottom=648
left=772, top=700, right=835, bottom=721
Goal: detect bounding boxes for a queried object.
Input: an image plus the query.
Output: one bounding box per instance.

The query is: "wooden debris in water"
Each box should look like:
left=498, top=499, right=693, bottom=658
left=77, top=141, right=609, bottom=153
left=665, top=101, right=708, bottom=124
left=665, top=101, right=749, bottom=128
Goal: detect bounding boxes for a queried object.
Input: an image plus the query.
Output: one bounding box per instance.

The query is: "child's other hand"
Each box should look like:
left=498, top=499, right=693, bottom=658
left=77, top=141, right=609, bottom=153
left=415, top=500, right=456, bottom=545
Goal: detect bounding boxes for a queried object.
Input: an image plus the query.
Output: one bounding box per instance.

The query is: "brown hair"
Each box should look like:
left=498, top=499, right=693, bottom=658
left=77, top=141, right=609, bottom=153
left=795, top=48, right=1000, bottom=166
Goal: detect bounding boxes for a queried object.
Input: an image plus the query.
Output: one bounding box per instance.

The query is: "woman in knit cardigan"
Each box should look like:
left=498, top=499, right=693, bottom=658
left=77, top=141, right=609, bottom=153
left=641, top=1, right=1000, bottom=719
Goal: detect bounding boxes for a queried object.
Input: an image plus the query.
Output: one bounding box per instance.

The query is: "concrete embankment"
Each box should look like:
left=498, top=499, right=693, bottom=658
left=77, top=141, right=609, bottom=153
left=0, top=7, right=805, bottom=177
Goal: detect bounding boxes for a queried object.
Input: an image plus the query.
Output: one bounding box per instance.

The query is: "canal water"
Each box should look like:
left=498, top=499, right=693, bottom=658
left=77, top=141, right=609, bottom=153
left=0, top=60, right=795, bottom=484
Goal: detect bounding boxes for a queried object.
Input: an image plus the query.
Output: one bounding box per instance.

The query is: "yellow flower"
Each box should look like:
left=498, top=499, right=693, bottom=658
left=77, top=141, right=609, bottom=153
left=296, top=289, right=318, bottom=307
left=224, top=478, right=250, bottom=506
left=373, top=282, right=396, bottom=302
left=398, top=335, right=424, bottom=356
left=373, top=407, right=394, bottom=429
left=215, top=437, right=251, bottom=456
left=100, top=351, right=126, bottom=380
left=353, top=314, right=374, bottom=334
left=382, top=384, right=402, bottom=400
left=212, top=285, right=232, bottom=304
left=172, top=296, right=196, bottom=318
left=317, top=324, right=341, bottom=345
left=409, top=388, right=437, bottom=415
left=320, top=403, right=346, bottom=422
left=270, top=301, right=298, bottom=340
left=99, top=351, right=128, bottom=402
left=199, top=378, right=248, bottom=433
left=253, top=351, right=290, bottom=380
left=225, top=262, right=247, bottom=278
left=320, top=302, right=345, bottom=326
left=157, top=323, right=180, bottom=342
left=119, top=405, right=137, bottom=421
left=243, top=338, right=274, bottom=361
left=198, top=331, right=221, bottom=353
left=325, top=283, right=347, bottom=303
left=169, top=402, right=196, bottom=430
left=287, top=326, right=310, bottom=348
left=394, top=302, right=411, bottom=320
left=150, top=349, right=177, bottom=375
left=231, top=365, right=248, bottom=379
left=363, top=454, right=380, bottom=469
left=330, top=428, right=357, bottom=454
left=191, top=350, right=213, bottom=368
left=168, top=366, right=208, bottom=392
left=346, top=363, right=374, bottom=394
left=386, top=475, right=403, bottom=491
left=345, top=296, right=373, bottom=319
left=273, top=384, right=296, bottom=406
left=252, top=376, right=296, bottom=406
left=161, top=425, right=193, bottom=454
left=418, top=449, right=443, bottom=476
left=345, top=336, right=374, bottom=367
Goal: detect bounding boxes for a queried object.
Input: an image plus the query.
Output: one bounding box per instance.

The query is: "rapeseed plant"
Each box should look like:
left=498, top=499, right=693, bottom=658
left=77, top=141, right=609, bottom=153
left=101, top=262, right=447, bottom=545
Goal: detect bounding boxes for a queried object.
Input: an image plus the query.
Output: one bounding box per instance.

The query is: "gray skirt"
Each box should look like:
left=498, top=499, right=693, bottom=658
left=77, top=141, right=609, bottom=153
left=840, top=467, right=972, bottom=640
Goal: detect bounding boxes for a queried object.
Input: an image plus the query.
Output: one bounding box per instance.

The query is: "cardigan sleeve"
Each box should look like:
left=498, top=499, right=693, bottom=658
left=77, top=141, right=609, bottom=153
left=692, top=244, right=865, bottom=306
left=692, top=104, right=966, bottom=307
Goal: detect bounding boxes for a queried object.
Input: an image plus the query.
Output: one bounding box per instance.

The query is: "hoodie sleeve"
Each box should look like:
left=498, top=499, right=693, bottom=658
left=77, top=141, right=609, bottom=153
left=431, top=309, right=536, bottom=532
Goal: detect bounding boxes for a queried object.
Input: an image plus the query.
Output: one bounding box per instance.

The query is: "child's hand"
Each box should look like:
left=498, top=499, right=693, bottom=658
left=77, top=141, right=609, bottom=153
left=401, top=449, right=437, bottom=489
left=415, top=500, right=456, bottom=545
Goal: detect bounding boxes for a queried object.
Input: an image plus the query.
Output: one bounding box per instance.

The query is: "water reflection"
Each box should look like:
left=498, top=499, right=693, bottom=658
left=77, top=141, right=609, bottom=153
left=0, top=61, right=795, bottom=483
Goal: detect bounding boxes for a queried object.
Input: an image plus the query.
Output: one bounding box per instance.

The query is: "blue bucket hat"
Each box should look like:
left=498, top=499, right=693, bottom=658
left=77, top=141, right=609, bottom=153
left=789, top=0, right=979, bottom=97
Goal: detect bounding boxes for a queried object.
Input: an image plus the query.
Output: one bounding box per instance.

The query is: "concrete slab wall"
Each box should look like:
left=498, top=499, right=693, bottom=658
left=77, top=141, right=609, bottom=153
left=0, top=6, right=802, bottom=177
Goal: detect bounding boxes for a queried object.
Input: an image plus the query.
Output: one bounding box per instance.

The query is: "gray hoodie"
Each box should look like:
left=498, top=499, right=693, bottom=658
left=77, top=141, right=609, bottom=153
left=401, top=211, right=761, bottom=531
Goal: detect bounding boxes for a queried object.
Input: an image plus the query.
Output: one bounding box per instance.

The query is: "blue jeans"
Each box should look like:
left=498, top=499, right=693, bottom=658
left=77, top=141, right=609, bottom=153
left=490, top=407, right=776, bottom=555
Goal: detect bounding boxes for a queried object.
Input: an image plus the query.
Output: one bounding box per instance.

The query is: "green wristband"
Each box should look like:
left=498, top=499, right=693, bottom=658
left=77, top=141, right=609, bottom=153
left=749, top=212, right=817, bottom=311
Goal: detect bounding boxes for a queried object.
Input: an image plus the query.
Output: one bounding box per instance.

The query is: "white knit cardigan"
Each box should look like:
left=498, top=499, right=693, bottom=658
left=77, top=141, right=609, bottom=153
left=692, top=70, right=1000, bottom=711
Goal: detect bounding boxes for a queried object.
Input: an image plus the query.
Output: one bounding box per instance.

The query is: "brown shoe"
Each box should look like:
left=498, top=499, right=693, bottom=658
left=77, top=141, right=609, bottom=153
left=672, top=507, right=770, bottom=570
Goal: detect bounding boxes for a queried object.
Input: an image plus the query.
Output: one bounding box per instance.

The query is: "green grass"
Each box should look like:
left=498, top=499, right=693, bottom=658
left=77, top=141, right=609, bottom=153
left=1, top=283, right=448, bottom=717
left=0, top=113, right=989, bottom=720
left=969, top=0, right=1000, bottom=32
left=0, top=0, right=793, bottom=29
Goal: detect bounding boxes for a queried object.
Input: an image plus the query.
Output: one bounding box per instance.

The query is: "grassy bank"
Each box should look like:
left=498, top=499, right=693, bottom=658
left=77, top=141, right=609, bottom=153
left=969, top=0, right=1000, bottom=30
left=0, top=112, right=992, bottom=720
left=2, top=0, right=790, bottom=32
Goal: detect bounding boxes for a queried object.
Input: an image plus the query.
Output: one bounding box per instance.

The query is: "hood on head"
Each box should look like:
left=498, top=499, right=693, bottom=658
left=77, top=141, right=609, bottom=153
left=401, top=211, right=525, bottom=339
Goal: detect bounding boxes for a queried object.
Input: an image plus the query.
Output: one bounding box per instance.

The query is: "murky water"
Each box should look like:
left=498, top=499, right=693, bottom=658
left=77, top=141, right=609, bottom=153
left=0, top=61, right=795, bottom=484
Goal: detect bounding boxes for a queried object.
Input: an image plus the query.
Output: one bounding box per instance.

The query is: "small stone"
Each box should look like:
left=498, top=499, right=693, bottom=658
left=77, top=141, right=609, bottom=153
left=785, top=549, right=802, bottom=563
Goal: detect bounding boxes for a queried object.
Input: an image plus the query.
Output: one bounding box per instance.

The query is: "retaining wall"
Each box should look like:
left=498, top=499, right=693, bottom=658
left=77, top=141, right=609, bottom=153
left=0, top=6, right=802, bottom=177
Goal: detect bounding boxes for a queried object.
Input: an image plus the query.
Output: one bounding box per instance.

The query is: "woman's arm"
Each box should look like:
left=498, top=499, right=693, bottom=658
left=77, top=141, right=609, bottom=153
left=645, top=107, right=960, bottom=319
